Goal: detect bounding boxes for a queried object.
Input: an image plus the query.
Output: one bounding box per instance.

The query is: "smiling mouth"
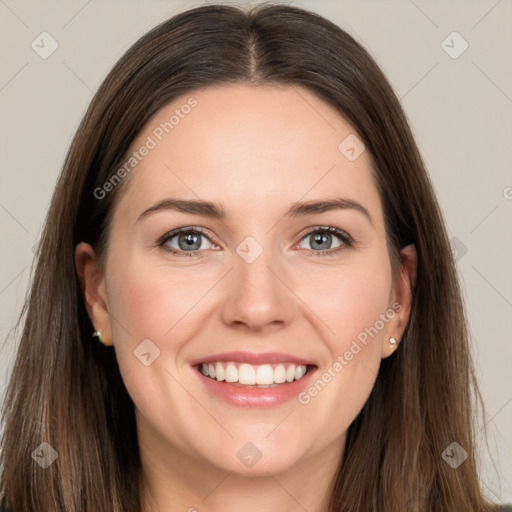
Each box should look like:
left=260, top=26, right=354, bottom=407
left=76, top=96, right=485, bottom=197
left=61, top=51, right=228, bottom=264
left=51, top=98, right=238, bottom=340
left=196, top=361, right=314, bottom=388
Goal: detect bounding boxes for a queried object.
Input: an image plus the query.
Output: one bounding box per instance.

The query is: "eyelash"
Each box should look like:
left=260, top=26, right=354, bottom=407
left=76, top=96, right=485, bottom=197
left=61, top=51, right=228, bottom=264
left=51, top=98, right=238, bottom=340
left=156, top=226, right=353, bottom=258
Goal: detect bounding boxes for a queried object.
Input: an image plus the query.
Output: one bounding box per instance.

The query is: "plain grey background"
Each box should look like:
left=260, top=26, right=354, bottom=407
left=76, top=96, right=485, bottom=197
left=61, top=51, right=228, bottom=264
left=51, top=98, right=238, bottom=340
left=1, top=0, right=511, bottom=505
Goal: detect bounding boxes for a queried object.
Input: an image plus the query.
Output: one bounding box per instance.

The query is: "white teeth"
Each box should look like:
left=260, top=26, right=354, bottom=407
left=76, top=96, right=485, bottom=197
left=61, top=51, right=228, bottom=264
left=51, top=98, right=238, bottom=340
left=215, top=362, right=225, bottom=381
left=199, top=361, right=309, bottom=385
left=274, top=364, right=286, bottom=383
left=256, top=364, right=274, bottom=385
left=239, top=363, right=256, bottom=385
left=225, top=362, right=238, bottom=383
left=295, top=365, right=306, bottom=380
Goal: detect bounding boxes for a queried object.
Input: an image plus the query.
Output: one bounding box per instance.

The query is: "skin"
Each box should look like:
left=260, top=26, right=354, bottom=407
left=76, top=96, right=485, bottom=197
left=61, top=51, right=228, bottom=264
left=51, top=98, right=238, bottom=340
left=76, top=83, right=417, bottom=512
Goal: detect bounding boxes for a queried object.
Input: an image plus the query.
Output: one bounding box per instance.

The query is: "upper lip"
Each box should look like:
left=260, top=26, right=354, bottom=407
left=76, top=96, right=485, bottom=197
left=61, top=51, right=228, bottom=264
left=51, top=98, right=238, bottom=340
left=190, top=351, right=317, bottom=367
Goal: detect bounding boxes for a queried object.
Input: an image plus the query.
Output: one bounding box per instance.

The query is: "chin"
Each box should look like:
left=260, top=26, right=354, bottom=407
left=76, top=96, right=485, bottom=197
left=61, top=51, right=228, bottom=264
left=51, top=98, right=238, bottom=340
left=196, top=436, right=306, bottom=477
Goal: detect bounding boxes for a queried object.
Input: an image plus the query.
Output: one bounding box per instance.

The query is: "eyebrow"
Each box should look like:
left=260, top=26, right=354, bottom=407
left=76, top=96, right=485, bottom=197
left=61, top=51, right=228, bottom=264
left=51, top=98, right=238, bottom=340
left=136, top=197, right=373, bottom=226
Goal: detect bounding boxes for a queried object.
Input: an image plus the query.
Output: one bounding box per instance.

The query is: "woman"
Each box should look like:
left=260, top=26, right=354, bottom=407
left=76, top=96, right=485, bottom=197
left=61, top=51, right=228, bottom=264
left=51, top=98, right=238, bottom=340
left=0, top=3, right=508, bottom=511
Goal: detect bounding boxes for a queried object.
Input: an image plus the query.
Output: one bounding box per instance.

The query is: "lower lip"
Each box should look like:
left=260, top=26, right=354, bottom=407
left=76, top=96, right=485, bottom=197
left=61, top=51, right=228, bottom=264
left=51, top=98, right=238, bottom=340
left=194, top=366, right=317, bottom=408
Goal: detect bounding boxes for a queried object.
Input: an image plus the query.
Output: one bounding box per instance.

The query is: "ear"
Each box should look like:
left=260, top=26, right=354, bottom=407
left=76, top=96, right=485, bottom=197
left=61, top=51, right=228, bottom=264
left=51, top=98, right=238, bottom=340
left=382, top=243, right=417, bottom=358
left=75, top=242, right=113, bottom=346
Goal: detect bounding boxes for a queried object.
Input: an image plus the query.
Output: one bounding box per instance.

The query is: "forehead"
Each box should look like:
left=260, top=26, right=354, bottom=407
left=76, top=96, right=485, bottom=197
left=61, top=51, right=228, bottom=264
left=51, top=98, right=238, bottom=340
left=114, top=83, right=382, bottom=224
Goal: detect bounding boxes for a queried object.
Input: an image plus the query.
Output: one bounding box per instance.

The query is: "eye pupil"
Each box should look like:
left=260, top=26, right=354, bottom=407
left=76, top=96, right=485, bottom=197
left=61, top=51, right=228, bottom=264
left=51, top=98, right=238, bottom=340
left=179, top=232, right=201, bottom=250
left=311, top=232, right=331, bottom=250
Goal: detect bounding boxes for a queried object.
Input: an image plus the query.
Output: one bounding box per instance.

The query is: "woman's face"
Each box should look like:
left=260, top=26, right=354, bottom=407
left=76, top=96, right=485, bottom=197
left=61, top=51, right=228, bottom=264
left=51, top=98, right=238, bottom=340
left=78, top=83, right=414, bottom=477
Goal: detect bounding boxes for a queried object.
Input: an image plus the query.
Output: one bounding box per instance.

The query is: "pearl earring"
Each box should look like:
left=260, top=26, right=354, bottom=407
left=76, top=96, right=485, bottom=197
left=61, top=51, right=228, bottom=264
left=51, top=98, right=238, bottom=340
left=93, top=329, right=107, bottom=345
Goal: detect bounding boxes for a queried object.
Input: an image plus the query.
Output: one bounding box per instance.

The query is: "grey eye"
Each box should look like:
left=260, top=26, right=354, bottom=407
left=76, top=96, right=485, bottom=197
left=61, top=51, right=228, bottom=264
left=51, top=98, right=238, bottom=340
left=163, top=230, right=213, bottom=252
left=298, top=230, right=343, bottom=251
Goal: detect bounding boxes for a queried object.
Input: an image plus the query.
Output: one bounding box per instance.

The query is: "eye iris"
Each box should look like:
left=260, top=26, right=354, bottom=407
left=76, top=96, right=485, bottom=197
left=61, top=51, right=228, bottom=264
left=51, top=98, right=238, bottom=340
left=310, top=232, right=331, bottom=250
left=179, top=232, right=201, bottom=250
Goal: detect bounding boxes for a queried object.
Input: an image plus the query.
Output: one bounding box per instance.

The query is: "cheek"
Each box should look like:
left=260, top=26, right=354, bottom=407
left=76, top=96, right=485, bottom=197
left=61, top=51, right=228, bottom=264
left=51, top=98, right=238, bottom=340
left=293, top=260, right=392, bottom=432
left=302, top=257, right=392, bottom=353
left=108, top=257, right=209, bottom=345
left=104, top=255, right=211, bottom=427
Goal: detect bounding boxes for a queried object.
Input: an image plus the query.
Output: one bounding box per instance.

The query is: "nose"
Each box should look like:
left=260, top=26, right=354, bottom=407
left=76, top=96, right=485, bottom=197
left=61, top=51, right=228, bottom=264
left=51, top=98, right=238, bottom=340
left=219, top=240, right=295, bottom=333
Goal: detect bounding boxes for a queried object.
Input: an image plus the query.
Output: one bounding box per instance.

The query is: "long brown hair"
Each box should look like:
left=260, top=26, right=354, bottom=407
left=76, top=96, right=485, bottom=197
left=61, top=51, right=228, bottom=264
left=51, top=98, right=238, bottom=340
left=0, top=3, right=502, bottom=511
